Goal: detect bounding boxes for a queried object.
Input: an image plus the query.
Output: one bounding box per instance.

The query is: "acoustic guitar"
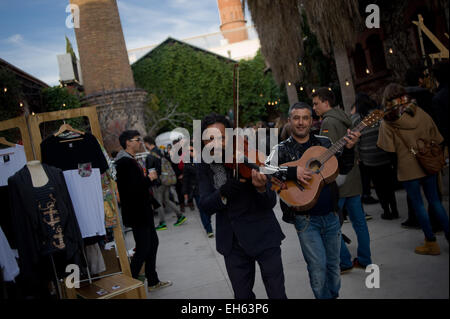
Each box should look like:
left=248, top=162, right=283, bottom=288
left=271, top=110, right=384, bottom=211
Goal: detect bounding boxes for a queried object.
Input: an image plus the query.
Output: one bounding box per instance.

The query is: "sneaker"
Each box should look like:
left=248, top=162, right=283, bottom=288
left=362, top=196, right=379, bottom=205
left=174, top=215, right=187, bottom=226
left=148, top=280, right=173, bottom=292
left=340, top=265, right=353, bottom=274
left=207, top=232, right=214, bottom=238
left=136, top=274, right=146, bottom=283
left=365, top=213, right=373, bottom=221
left=401, top=219, right=421, bottom=229
left=155, top=223, right=167, bottom=231
left=352, top=258, right=367, bottom=269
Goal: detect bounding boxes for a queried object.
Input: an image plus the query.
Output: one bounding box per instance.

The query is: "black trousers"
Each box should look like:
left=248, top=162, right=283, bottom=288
left=130, top=225, right=160, bottom=286
left=360, top=162, right=398, bottom=214
left=224, top=239, right=287, bottom=299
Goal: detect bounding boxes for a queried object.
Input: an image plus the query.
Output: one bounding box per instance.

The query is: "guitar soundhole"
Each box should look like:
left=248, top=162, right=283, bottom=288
left=308, top=159, right=322, bottom=173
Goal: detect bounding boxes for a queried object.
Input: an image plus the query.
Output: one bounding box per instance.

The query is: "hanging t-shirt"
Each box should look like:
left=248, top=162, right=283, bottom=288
left=63, top=169, right=106, bottom=238
left=0, top=226, right=19, bottom=282
left=41, top=133, right=108, bottom=174
left=0, top=144, right=27, bottom=187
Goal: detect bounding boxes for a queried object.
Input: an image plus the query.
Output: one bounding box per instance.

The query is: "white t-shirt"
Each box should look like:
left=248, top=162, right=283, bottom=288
left=0, top=144, right=27, bottom=186
left=63, top=168, right=106, bottom=238
left=0, top=226, right=20, bottom=282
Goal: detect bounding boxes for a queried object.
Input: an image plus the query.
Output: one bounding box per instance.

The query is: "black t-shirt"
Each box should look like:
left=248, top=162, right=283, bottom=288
left=41, top=133, right=108, bottom=173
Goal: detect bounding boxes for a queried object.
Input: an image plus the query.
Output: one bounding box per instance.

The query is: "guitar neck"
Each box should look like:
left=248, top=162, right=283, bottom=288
left=321, top=121, right=367, bottom=162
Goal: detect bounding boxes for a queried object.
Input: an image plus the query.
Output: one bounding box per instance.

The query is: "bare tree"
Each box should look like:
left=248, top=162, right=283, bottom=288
left=144, top=93, right=194, bottom=137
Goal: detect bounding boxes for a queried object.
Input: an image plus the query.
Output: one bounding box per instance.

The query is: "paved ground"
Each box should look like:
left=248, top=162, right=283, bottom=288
left=124, top=175, right=449, bottom=299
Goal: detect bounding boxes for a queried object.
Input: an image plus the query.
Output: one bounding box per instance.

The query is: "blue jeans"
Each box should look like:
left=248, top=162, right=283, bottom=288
left=194, top=194, right=213, bottom=234
left=294, top=212, right=341, bottom=299
left=339, top=196, right=372, bottom=268
left=403, top=174, right=449, bottom=240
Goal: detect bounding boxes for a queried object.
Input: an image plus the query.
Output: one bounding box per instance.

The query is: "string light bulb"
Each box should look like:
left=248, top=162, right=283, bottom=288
left=328, top=87, right=332, bottom=91
left=19, top=102, right=23, bottom=107
left=298, top=62, right=302, bottom=67
left=32, top=112, right=35, bottom=116
left=366, top=68, right=370, bottom=74
left=62, top=103, right=66, bottom=107
left=3, top=88, right=7, bottom=93
left=275, top=101, right=278, bottom=105
left=345, top=80, right=350, bottom=86
left=288, top=82, right=292, bottom=86
left=389, top=48, right=393, bottom=54
left=312, top=89, right=316, bottom=93
left=299, top=86, right=304, bottom=91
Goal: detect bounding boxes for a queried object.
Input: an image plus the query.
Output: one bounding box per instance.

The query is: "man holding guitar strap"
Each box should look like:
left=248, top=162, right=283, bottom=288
left=266, top=102, right=359, bottom=299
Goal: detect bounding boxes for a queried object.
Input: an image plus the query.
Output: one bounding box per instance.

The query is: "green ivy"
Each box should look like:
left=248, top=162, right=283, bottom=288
left=132, top=42, right=288, bottom=132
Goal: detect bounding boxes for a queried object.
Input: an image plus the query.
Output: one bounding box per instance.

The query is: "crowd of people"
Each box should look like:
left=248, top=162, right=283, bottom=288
left=112, top=61, right=448, bottom=299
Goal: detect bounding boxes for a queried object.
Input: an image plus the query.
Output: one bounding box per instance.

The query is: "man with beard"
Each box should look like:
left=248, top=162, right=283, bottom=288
left=266, top=102, right=360, bottom=299
left=196, top=113, right=287, bottom=299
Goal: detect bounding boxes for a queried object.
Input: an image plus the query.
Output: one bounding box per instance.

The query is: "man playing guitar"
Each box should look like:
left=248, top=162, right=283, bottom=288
left=266, top=102, right=360, bottom=299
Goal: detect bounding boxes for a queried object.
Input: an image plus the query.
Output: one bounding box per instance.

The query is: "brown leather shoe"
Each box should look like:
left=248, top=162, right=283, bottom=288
left=415, top=239, right=440, bottom=255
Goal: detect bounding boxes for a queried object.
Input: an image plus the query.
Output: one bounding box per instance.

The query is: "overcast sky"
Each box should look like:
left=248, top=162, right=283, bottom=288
left=0, top=0, right=252, bottom=86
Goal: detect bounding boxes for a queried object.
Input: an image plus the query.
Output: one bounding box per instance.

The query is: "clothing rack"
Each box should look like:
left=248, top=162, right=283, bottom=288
left=0, top=107, right=146, bottom=299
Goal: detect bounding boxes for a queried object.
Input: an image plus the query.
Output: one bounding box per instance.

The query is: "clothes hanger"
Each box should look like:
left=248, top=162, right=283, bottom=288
left=0, top=136, right=16, bottom=147
left=54, top=121, right=85, bottom=143
left=54, top=122, right=84, bottom=137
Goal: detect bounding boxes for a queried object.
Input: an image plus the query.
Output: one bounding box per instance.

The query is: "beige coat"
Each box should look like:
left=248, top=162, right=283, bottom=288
left=377, top=104, right=443, bottom=182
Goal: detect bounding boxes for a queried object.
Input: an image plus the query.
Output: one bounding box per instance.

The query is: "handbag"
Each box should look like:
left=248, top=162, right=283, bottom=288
left=394, top=128, right=445, bottom=175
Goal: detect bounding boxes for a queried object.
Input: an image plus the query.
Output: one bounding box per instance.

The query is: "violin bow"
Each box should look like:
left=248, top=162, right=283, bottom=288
left=232, top=63, right=240, bottom=179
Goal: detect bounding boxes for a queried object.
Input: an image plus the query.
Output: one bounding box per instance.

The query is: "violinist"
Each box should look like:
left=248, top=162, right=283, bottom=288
left=196, top=112, right=287, bottom=299
left=266, top=102, right=360, bottom=299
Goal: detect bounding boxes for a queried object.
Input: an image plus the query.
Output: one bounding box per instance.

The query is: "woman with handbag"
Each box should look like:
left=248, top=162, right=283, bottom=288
left=377, top=83, right=449, bottom=255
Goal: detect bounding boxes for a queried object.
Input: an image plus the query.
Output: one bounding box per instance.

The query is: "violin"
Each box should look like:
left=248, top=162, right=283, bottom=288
left=225, top=63, right=288, bottom=188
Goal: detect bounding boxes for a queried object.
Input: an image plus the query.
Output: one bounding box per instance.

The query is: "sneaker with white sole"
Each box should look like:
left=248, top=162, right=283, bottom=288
left=148, top=280, right=173, bottom=292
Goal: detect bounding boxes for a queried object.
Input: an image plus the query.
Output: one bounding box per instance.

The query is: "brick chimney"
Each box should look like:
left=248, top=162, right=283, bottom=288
left=218, top=0, right=248, bottom=44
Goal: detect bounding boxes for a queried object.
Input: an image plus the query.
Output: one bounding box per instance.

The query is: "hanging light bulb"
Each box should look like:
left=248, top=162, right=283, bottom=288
left=345, top=80, right=350, bottom=86
left=366, top=68, right=370, bottom=74
left=298, top=62, right=302, bottom=67
left=62, top=103, right=66, bottom=107
left=299, top=86, right=304, bottom=91
left=275, top=101, right=278, bottom=105
left=32, top=112, right=35, bottom=116
left=312, top=89, right=316, bottom=93
left=389, top=48, right=393, bottom=54
left=288, top=82, right=292, bottom=86
left=3, top=88, right=7, bottom=93
left=328, top=87, right=332, bottom=91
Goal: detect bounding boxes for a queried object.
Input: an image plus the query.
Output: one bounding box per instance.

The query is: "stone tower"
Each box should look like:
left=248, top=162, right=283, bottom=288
left=218, top=0, right=248, bottom=44
left=70, top=0, right=147, bottom=152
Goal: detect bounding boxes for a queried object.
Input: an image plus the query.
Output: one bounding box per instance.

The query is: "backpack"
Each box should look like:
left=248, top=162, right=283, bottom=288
left=160, top=156, right=177, bottom=186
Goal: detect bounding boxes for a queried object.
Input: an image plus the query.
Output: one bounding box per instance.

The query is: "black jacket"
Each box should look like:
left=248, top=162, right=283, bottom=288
left=182, top=161, right=198, bottom=197
left=269, top=133, right=354, bottom=223
left=432, top=83, right=449, bottom=145
left=115, top=153, right=157, bottom=228
left=145, top=148, right=163, bottom=186
left=7, top=164, right=84, bottom=283
left=196, top=163, right=285, bottom=257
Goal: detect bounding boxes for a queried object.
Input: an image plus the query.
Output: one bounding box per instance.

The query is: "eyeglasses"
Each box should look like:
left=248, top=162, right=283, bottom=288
left=129, top=137, right=142, bottom=142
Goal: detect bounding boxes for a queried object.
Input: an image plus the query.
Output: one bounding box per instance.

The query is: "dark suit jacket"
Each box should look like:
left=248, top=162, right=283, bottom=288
left=196, top=163, right=285, bottom=257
